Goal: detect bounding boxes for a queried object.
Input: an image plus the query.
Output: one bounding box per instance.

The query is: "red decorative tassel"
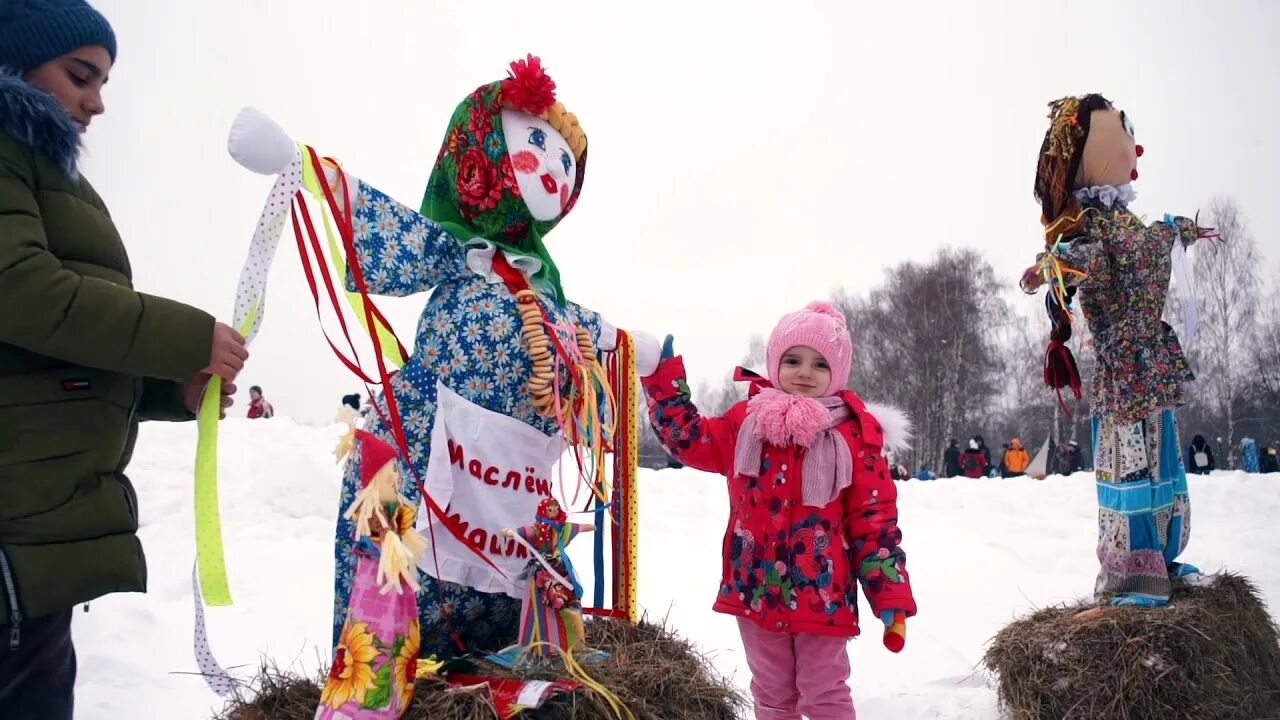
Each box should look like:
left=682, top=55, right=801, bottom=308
left=1043, top=340, right=1083, bottom=416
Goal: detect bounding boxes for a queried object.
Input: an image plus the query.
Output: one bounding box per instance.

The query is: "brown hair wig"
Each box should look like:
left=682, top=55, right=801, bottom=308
left=1034, top=93, right=1113, bottom=246
left=1032, top=94, right=1114, bottom=412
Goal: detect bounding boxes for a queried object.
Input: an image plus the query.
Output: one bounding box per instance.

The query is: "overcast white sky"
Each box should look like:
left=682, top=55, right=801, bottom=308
left=85, top=0, right=1280, bottom=423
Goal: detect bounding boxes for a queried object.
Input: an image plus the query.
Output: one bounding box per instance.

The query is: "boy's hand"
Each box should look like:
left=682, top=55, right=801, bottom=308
left=183, top=373, right=236, bottom=418
left=202, top=322, right=249, bottom=381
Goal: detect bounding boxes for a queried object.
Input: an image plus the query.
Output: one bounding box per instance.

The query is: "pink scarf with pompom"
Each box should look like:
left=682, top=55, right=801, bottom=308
left=733, top=388, right=853, bottom=507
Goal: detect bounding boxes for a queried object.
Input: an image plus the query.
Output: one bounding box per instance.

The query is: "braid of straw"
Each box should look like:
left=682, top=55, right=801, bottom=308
left=541, top=102, right=587, bottom=160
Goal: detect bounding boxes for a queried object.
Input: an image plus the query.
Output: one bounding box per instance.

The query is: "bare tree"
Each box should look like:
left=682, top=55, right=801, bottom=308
left=835, top=248, right=1007, bottom=470
left=989, top=317, right=1055, bottom=449
left=696, top=333, right=768, bottom=418
left=1252, top=286, right=1280, bottom=407
left=1190, top=196, right=1261, bottom=468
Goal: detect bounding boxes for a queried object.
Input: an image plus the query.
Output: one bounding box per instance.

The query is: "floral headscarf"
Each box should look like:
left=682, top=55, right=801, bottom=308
left=420, top=57, right=588, bottom=305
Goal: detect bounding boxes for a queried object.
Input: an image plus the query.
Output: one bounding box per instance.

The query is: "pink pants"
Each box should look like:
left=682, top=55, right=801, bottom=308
left=737, top=618, right=855, bottom=720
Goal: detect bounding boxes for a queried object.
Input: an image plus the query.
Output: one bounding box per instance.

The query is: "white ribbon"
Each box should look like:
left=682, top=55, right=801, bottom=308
left=232, top=153, right=304, bottom=344
left=191, top=152, right=304, bottom=696
left=1170, top=233, right=1199, bottom=351
left=192, top=566, right=236, bottom=696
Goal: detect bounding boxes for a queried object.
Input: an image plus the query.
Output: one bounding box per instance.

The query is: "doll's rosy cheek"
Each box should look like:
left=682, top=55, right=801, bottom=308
left=513, top=151, right=541, bottom=174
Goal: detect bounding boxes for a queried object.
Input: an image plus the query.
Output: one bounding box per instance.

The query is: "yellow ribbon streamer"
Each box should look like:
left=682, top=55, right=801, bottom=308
left=299, top=149, right=407, bottom=369
left=514, top=641, right=637, bottom=720
left=193, top=299, right=259, bottom=606
left=619, top=333, right=640, bottom=624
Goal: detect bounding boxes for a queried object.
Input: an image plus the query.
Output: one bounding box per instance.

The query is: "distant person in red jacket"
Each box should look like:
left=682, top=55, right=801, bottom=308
left=638, top=301, right=916, bottom=720
left=959, top=438, right=989, bottom=478
left=247, top=385, right=274, bottom=419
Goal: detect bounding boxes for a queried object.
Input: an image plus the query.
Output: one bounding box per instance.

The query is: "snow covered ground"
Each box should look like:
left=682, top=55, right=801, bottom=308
left=72, top=418, right=1280, bottom=719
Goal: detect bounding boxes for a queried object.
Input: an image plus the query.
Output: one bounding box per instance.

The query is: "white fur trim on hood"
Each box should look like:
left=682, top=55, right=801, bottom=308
left=862, top=402, right=912, bottom=453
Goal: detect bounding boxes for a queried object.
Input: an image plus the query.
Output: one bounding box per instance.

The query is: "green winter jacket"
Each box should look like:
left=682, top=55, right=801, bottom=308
left=0, top=71, right=214, bottom=632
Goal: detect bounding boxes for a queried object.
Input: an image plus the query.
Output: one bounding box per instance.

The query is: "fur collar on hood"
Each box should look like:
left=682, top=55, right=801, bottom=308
left=863, top=401, right=912, bottom=454
left=0, top=68, right=82, bottom=179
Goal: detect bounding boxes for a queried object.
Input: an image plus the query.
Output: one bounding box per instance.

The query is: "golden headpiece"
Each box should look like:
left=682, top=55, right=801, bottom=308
left=1044, top=96, right=1084, bottom=161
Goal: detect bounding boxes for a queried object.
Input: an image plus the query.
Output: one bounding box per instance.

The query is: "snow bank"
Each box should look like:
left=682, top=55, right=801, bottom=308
left=72, top=419, right=1280, bottom=719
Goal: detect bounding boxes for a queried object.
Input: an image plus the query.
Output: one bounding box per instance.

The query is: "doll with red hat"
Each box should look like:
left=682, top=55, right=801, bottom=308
left=491, top=496, right=596, bottom=666
left=316, top=421, right=428, bottom=719
left=1020, top=94, right=1217, bottom=608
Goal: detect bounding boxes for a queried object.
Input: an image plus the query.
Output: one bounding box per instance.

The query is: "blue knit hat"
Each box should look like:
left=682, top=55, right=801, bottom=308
left=0, top=0, right=117, bottom=72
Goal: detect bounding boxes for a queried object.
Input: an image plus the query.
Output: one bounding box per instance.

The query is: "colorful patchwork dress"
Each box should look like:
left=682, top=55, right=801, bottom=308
left=511, top=517, right=591, bottom=657
left=1054, top=187, right=1202, bottom=606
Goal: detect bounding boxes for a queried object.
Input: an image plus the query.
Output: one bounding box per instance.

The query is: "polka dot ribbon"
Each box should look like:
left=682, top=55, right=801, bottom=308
left=192, top=150, right=304, bottom=695
left=192, top=565, right=235, bottom=696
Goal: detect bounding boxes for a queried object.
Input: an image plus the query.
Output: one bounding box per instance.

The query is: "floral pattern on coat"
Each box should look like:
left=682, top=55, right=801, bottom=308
left=642, top=356, right=917, bottom=638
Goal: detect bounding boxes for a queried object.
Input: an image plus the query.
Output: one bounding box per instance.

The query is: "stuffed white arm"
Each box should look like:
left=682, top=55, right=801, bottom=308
left=591, top=319, right=662, bottom=377
left=630, top=330, right=662, bottom=377
left=597, top=317, right=618, bottom=352
left=227, top=107, right=355, bottom=212
left=227, top=107, right=297, bottom=176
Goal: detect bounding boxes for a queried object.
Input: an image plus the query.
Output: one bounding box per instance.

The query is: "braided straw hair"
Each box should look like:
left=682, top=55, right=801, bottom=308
left=1033, top=93, right=1113, bottom=247
left=541, top=102, right=587, bottom=161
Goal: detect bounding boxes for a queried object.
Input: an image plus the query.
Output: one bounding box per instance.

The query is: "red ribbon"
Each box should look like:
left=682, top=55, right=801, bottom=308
left=294, top=146, right=521, bottom=650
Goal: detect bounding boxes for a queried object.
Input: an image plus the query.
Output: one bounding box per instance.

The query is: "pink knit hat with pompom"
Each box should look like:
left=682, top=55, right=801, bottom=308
left=765, top=301, right=852, bottom=396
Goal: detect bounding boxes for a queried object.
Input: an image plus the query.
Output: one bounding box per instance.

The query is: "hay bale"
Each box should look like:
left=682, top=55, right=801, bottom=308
left=217, top=616, right=747, bottom=720
left=983, top=573, right=1280, bottom=720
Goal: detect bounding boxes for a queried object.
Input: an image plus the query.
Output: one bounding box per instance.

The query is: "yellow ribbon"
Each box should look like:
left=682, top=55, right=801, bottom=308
left=299, top=149, right=407, bottom=369
left=193, top=299, right=259, bottom=606
left=1038, top=234, right=1086, bottom=321
left=514, top=641, right=637, bottom=720
left=620, top=333, right=640, bottom=624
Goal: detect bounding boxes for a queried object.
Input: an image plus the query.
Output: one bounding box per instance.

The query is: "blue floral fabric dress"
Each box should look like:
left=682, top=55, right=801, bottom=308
left=331, top=180, right=603, bottom=658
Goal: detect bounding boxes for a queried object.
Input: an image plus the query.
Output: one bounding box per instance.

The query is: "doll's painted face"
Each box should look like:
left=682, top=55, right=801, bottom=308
left=501, top=109, right=577, bottom=221
left=1078, top=109, right=1141, bottom=188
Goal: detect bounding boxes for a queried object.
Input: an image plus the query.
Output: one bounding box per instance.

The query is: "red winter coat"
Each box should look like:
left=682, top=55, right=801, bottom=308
left=643, top=357, right=916, bottom=638
left=247, top=397, right=274, bottom=419
left=958, top=449, right=987, bottom=478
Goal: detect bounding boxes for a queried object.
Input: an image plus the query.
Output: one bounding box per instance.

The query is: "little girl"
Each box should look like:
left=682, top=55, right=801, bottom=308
left=637, top=302, right=916, bottom=720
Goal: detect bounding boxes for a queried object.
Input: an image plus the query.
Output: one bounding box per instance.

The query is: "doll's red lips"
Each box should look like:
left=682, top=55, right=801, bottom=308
left=541, top=174, right=558, bottom=194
